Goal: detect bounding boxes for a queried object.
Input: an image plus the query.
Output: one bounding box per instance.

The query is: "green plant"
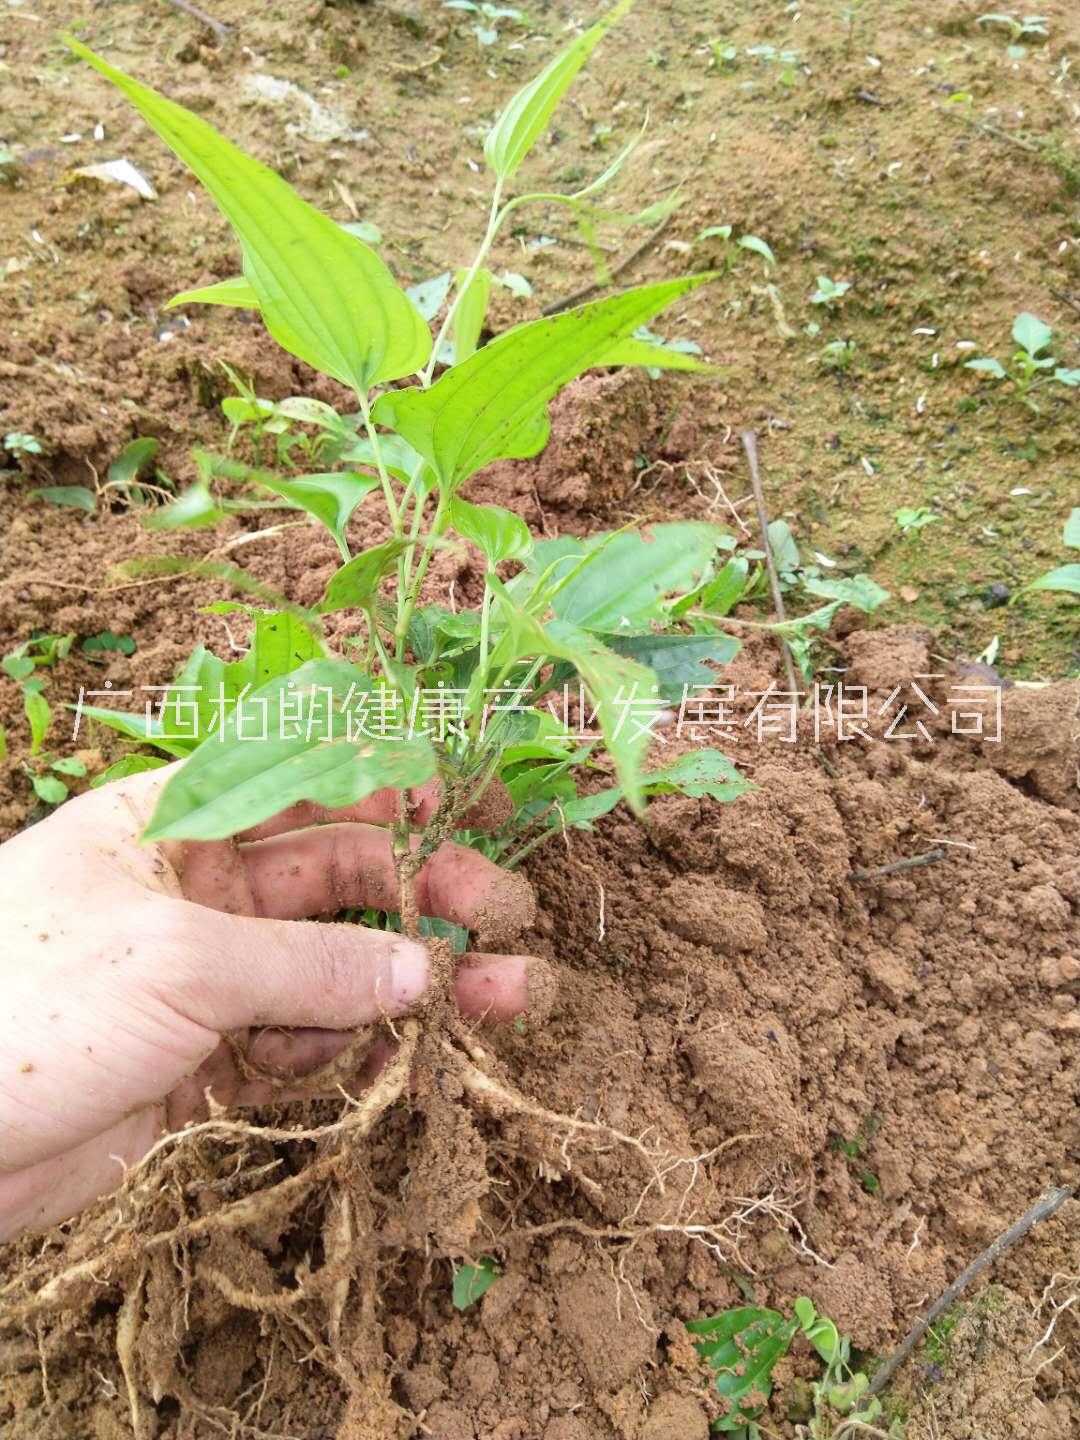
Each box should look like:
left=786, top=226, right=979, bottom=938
left=4, top=632, right=76, bottom=763
left=810, top=276, right=851, bottom=307
left=893, top=506, right=940, bottom=535
left=745, top=44, right=801, bottom=86
left=452, top=1256, right=500, bottom=1309
left=67, top=7, right=778, bottom=1258
left=964, top=312, right=1080, bottom=411
left=708, top=40, right=738, bottom=70
left=976, top=12, right=1048, bottom=59
left=689, top=1296, right=897, bottom=1436
left=1014, top=506, right=1080, bottom=600
left=695, top=226, right=777, bottom=274
left=830, top=1114, right=881, bottom=1196
left=820, top=338, right=856, bottom=372
left=444, top=0, right=526, bottom=48
left=3, top=431, right=44, bottom=457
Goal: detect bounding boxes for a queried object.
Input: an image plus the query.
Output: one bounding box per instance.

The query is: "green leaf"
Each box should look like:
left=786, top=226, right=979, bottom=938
left=483, top=0, right=634, bottom=179
left=407, top=271, right=453, bottom=323
left=82, top=630, right=137, bottom=656
left=449, top=266, right=494, bottom=364
left=691, top=555, right=751, bottom=617
left=108, top=436, right=159, bottom=486
left=1054, top=367, right=1080, bottom=386
left=964, top=357, right=1006, bottom=379
left=249, top=470, right=379, bottom=555
left=641, top=749, right=752, bottom=802
left=452, top=1257, right=499, bottom=1310
left=0, top=725, right=6, bottom=761
left=374, top=275, right=715, bottom=492
left=68, top=39, right=431, bottom=392
left=319, top=538, right=413, bottom=613
left=605, top=632, right=740, bottom=699
left=167, top=274, right=259, bottom=309
left=32, top=774, right=68, bottom=807
left=738, top=233, right=776, bottom=267
left=450, top=496, right=532, bottom=566
left=1012, top=311, right=1052, bottom=357
left=803, top=1313, right=841, bottom=1365
left=545, top=523, right=727, bottom=631
left=1064, top=508, right=1080, bottom=550
left=767, top=519, right=800, bottom=573
left=802, top=574, right=889, bottom=612
left=29, top=486, right=96, bottom=513
left=1025, top=563, right=1080, bottom=596
left=77, top=705, right=194, bottom=757
left=3, top=654, right=35, bottom=682
left=688, top=1307, right=799, bottom=1426
left=24, top=685, right=52, bottom=755
left=598, top=336, right=727, bottom=374
left=50, top=755, right=87, bottom=777
left=793, top=1297, right=816, bottom=1330
left=486, top=589, right=659, bottom=812
left=91, top=754, right=170, bottom=787
left=418, top=915, right=470, bottom=953
left=143, top=659, right=436, bottom=841
left=143, top=480, right=227, bottom=530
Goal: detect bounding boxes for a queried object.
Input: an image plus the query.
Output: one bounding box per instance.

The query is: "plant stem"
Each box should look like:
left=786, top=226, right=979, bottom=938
left=741, top=429, right=800, bottom=696
left=423, top=178, right=505, bottom=387
left=395, top=494, right=449, bottom=656
left=357, top=394, right=401, bottom=538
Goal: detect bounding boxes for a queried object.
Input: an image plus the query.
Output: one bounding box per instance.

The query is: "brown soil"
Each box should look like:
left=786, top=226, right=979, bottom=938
left=2, top=1, right=1080, bottom=1437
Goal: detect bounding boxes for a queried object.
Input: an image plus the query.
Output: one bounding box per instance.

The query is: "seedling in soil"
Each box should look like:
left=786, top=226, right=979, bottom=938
left=3, top=430, right=43, bottom=458
left=689, top=1296, right=893, bottom=1437
left=976, top=13, right=1048, bottom=59
left=964, top=312, right=1080, bottom=412
left=893, top=505, right=940, bottom=536
left=452, top=1256, right=500, bottom=1309
left=810, top=276, right=851, bottom=308
left=1013, top=506, right=1080, bottom=601
left=695, top=225, right=777, bottom=274
left=820, top=338, right=856, bottom=372
left=63, top=0, right=767, bottom=1320
left=745, top=44, right=802, bottom=86
left=21, top=754, right=87, bottom=809
left=708, top=40, right=739, bottom=70
left=4, top=632, right=76, bottom=762
left=444, top=0, right=525, bottom=47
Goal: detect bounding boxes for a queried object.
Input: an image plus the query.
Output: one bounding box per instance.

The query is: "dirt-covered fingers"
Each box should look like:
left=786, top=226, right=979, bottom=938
left=188, top=823, right=536, bottom=946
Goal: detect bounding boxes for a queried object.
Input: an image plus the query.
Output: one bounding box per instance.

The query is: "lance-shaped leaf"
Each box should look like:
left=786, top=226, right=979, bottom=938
left=319, top=538, right=413, bottom=613
left=144, top=659, right=436, bottom=841
left=598, top=336, right=728, bottom=373
left=484, top=0, right=634, bottom=179
left=604, top=632, right=740, bottom=699
left=167, top=275, right=259, bottom=309
left=374, top=275, right=715, bottom=491
left=68, top=39, right=431, bottom=392
left=484, top=585, right=660, bottom=812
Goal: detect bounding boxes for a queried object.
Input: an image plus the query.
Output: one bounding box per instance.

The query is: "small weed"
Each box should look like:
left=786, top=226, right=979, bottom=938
left=695, top=225, right=777, bottom=274
left=810, top=276, right=851, bottom=308
left=976, top=12, right=1048, bottom=59
left=3, top=431, right=44, bottom=457
left=820, top=338, right=856, bottom=372
left=965, top=312, right=1080, bottom=411
left=708, top=40, right=738, bottom=71
left=452, top=1256, right=499, bottom=1309
left=1014, top=506, right=1080, bottom=601
left=444, top=1, right=525, bottom=48
left=893, top=506, right=940, bottom=535
left=689, top=1296, right=901, bottom=1437
left=745, top=44, right=802, bottom=86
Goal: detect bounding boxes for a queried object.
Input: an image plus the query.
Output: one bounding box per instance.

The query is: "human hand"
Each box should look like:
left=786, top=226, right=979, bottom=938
left=0, top=765, right=540, bottom=1240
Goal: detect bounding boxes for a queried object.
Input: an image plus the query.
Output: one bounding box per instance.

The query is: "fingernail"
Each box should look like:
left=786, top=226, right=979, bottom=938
left=389, top=941, right=429, bottom=1010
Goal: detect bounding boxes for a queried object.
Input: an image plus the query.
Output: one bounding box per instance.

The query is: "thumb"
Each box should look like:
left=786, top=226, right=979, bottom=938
left=141, top=895, right=430, bottom=1032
